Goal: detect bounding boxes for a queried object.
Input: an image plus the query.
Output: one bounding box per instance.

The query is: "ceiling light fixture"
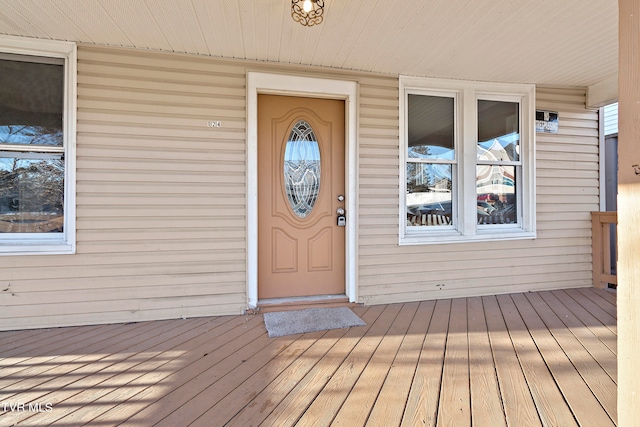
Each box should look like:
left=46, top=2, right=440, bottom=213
left=291, top=0, right=324, bottom=27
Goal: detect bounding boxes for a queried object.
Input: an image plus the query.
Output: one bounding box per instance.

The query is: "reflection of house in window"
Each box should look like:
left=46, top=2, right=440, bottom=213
left=0, top=54, right=66, bottom=233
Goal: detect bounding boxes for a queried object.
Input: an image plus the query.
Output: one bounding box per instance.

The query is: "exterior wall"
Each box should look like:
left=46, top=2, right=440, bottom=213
left=603, top=102, right=618, bottom=136
left=358, top=85, right=599, bottom=305
left=0, top=45, right=600, bottom=330
left=0, top=46, right=249, bottom=329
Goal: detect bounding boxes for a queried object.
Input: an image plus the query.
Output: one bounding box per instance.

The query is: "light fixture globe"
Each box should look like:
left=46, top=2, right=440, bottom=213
left=291, top=0, right=324, bottom=27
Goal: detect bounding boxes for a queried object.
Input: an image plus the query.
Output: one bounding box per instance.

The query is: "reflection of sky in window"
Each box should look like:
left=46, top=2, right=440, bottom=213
left=408, top=144, right=454, bottom=160
left=284, top=140, right=320, bottom=162
left=478, top=131, right=519, bottom=151
left=0, top=126, right=62, bottom=146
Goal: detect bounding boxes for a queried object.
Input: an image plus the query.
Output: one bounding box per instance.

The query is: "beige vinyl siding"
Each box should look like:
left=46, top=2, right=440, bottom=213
left=358, top=85, right=599, bottom=305
left=0, top=44, right=601, bottom=330
left=0, top=46, right=248, bottom=330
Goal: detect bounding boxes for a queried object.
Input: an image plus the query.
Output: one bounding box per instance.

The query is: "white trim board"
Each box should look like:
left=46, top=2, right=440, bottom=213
left=246, top=72, right=358, bottom=308
left=0, top=35, right=77, bottom=255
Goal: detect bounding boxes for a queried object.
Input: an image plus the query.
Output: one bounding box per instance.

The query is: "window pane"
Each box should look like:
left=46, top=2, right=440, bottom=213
left=0, top=158, right=64, bottom=233
left=0, top=58, right=64, bottom=146
left=477, top=100, right=519, bottom=161
left=284, top=120, right=320, bottom=219
left=477, top=165, right=517, bottom=225
left=408, top=94, right=454, bottom=160
left=407, top=163, right=452, bottom=226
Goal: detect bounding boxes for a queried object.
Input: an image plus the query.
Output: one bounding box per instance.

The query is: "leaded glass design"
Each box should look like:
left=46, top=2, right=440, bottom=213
left=284, top=120, right=321, bottom=218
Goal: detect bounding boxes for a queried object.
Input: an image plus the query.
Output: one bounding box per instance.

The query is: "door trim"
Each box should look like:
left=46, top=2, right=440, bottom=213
left=247, top=71, right=358, bottom=308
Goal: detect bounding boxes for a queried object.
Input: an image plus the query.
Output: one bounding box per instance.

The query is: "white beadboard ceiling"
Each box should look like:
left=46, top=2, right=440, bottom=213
left=0, top=0, right=618, bottom=87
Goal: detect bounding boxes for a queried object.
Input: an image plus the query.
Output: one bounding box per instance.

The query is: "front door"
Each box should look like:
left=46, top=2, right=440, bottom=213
left=258, top=94, right=345, bottom=300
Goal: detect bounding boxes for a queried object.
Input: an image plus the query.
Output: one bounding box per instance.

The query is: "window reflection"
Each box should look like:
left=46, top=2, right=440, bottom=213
left=477, top=100, right=519, bottom=162
left=0, top=58, right=64, bottom=146
left=407, top=164, right=452, bottom=226
left=476, top=165, right=517, bottom=225
left=0, top=158, right=64, bottom=232
left=408, top=94, right=455, bottom=160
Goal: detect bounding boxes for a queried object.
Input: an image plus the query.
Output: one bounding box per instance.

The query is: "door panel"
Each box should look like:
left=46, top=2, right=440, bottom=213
left=258, top=94, right=345, bottom=299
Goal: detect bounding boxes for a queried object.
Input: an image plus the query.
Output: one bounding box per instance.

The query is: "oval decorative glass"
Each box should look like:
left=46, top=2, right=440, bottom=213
left=284, top=120, right=321, bottom=219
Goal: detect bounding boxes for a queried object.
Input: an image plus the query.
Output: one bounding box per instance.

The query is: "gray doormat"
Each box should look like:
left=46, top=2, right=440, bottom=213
left=263, top=307, right=366, bottom=338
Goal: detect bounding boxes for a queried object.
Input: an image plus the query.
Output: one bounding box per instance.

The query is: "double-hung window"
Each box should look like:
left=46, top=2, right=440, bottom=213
left=400, top=76, right=535, bottom=244
left=0, top=36, right=76, bottom=254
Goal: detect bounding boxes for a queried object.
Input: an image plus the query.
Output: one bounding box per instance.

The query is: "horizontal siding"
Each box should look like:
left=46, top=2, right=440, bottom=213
left=358, top=85, right=599, bottom=305
left=0, top=45, right=601, bottom=329
left=0, top=46, right=249, bottom=330
left=603, top=102, right=618, bottom=136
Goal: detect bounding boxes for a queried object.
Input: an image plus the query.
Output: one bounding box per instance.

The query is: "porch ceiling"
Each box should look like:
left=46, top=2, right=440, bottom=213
left=0, top=0, right=618, bottom=87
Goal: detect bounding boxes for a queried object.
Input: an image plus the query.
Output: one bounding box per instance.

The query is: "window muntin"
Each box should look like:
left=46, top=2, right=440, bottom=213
left=406, top=94, right=455, bottom=228
left=0, top=36, right=76, bottom=254
left=399, top=76, right=535, bottom=244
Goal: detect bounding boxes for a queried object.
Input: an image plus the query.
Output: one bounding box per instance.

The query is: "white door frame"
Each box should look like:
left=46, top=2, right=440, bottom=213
left=246, top=71, right=358, bottom=308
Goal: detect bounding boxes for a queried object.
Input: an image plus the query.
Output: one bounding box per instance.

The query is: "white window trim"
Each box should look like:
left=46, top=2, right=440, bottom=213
left=399, top=76, right=536, bottom=245
left=0, top=35, right=77, bottom=255
left=246, top=71, right=358, bottom=308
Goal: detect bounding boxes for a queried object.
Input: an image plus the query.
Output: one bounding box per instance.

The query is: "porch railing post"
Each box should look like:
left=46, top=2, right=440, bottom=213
left=591, top=211, right=618, bottom=288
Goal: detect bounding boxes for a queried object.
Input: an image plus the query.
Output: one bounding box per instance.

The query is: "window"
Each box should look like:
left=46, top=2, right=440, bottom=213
left=0, top=36, right=76, bottom=254
left=400, top=76, right=535, bottom=244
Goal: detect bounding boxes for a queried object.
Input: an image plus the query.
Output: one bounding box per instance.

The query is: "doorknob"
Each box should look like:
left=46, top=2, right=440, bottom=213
left=336, top=207, right=346, bottom=227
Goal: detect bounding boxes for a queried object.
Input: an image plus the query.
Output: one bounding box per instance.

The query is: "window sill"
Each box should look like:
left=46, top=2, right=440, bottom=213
left=0, top=241, right=75, bottom=256
left=400, top=229, right=536, bottom=246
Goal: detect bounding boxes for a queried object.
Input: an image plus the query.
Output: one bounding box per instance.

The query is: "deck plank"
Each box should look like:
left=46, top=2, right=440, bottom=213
left=331, top=302, right=420, bottom=425
left=401, top=299, right=451, bottom=426
left=0, top=319, right=177, bottom=400
left=41, top=316, right=238, bottom=426
left=294, top=303, right=404, bottom=425
left=497, top=294, right=579, bottom=427
left=256, top=305, right=386, bottom=426
left=537, top=291, right=617, bottom=382
left=187, top=329, right=328, bottom=426
left=576, top=287, right=617, bottom=317
left=468, top=297, right=507, bottom=427
left=0, top=323, right=137, bottom=386
left=563, top=289, right=617, bottom=334
left=551, top=290, right=617, bottom=354
left=112, top=314, right=271, bottom=426
left=511, top=293, right=615, bottom=427
left=0, top=287, right=617, bottom=427
left=0, top=318, right=211, bottom=426
left=223, top=306, right=375, bottom=426
left=0, top=323, right=114, bottom=362
left=525, top=292, right=617, bottom=423
left=365, top=300, right=437, bottom=426
left=437, top=298, right=471, bottom=426
left=583, top=287, right=618, bottom=310
left=482, top=296, right=542, bottom=427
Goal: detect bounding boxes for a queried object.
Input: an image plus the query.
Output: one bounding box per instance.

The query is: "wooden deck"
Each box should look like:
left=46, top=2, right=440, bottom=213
left=0, top=287, right=616, bottom=426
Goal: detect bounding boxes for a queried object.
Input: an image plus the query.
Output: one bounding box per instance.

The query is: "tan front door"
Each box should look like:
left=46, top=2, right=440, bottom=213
left=258, top=94, right=346, bottom=300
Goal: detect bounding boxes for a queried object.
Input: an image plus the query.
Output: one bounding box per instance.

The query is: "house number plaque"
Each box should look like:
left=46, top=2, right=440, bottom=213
left=207, top=120, right=222, bottom=128
left=535, top=110, right=558, bottom=133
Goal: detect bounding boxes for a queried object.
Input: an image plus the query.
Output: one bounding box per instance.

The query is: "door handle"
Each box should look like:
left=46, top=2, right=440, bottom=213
left=337, top=208, right=346, bottom=227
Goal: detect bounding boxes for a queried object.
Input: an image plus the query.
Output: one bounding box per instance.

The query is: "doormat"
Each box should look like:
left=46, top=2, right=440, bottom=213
left=263, top=307, right=366, bottom=338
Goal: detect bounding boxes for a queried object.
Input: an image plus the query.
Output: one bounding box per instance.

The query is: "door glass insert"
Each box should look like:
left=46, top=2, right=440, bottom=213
left=284, top=120, right=321, bottom=218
